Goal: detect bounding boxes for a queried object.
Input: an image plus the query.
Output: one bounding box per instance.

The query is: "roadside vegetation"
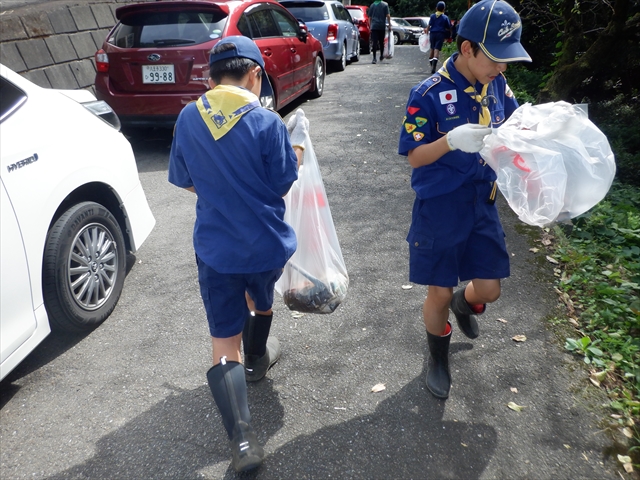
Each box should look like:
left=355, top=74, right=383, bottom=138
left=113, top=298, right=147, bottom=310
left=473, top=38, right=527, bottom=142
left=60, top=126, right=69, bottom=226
left=404, top=0, right=640, bottom=473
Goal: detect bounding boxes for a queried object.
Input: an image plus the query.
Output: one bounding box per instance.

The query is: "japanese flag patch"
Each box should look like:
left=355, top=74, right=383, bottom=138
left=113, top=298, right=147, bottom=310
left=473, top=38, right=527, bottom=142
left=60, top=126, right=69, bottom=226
left=439, top=90, right=458, bottom=104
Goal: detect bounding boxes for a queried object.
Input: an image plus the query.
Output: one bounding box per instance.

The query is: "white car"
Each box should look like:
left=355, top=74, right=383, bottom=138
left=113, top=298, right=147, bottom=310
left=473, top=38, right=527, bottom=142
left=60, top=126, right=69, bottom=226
left=0, top=64, right=155, bottom=381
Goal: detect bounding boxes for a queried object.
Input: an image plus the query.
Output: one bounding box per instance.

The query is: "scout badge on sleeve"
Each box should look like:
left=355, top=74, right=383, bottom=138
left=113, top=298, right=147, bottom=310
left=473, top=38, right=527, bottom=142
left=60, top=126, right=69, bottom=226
left=480, top=101, right=616, bottom=227
left=275, top=129, right=349, bottom=314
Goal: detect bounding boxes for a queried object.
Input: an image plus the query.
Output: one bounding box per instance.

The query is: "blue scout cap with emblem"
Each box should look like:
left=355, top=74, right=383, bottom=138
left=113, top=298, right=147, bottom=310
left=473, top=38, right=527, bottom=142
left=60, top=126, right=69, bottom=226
left=209, top=36, right=274, bottom=98
left=458, top=0, right=531, bottom=63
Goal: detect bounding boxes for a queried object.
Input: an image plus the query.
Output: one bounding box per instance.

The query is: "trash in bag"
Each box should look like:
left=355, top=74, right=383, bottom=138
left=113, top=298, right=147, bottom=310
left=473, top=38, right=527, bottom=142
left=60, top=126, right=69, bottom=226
left=419, top=34, right=430, bottom=53
left=276, top=124, right=348, bottom=314
left=480, top=101, right=616, bottom=227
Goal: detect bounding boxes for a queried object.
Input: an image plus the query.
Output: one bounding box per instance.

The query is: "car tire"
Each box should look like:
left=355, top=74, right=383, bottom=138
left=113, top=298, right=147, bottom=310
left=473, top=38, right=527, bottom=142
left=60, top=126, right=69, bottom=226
left=42, top=201, right=127, bottom=332
left=333, top=42, right=347, bottom=72
left=393, top=32, right=399, bottom=45
left=308, top=56, right=325, bottom=99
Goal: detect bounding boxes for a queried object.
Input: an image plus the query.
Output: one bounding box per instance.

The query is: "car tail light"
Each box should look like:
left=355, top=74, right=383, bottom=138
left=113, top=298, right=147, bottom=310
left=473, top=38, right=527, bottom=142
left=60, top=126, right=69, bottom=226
left=327, top=23, right=338, bottom=42
left=95, top=49, right=109, bottom=73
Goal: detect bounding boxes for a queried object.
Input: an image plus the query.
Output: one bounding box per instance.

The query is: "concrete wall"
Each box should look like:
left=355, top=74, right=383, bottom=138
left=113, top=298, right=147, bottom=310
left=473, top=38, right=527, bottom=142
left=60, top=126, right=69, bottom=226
left=0, top=0, right=153, bottom=93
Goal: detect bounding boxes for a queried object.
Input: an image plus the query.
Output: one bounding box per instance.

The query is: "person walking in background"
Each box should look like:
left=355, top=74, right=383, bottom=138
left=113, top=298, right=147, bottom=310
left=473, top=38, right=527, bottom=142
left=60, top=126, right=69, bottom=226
left=368, top=0, right=390, bottom=64
left=425, top=1, right=452, bottom=73
left=398, top=0, right=532, bottom=399
left=168, top=36, right=306, bottom=472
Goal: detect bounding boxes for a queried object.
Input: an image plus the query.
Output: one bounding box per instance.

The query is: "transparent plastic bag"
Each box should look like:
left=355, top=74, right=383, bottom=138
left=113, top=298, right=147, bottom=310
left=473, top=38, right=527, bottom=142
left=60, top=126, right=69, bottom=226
left=419, top=34, right=430, bottom=53
left=275, top=132, right=348, bottom=314
left=480, top=101, right=616, bottom=227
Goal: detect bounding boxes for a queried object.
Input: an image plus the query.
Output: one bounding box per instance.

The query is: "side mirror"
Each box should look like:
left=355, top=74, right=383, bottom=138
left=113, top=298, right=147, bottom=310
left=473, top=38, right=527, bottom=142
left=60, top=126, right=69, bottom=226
left=297, top=20, right=308, bottom=42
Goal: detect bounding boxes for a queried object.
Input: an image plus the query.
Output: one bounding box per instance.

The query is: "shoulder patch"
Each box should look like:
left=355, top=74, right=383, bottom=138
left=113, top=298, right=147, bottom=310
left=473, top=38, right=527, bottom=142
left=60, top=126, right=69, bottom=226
left=418, top=75, right=441, bottom=97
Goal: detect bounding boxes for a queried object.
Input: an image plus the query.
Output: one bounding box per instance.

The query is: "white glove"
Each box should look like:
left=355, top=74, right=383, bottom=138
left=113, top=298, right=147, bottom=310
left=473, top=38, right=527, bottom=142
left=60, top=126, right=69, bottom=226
left=287, top=108, right=309, bottom=147
left=446, top=124, right=492, bottom=153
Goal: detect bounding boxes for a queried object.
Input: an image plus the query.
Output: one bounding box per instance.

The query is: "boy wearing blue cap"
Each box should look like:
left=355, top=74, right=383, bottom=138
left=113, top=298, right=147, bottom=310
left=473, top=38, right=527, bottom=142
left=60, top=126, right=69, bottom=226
left=168, top=36, right=306, bottom=471
left=425, top=1, right=452, bottom=74
left=398, top=1, right=532, bottom=399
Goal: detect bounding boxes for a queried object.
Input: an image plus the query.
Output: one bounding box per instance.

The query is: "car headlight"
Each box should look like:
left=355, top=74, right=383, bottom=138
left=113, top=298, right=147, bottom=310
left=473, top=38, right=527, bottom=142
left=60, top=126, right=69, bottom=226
left=82, top=100, right=121, bottom=131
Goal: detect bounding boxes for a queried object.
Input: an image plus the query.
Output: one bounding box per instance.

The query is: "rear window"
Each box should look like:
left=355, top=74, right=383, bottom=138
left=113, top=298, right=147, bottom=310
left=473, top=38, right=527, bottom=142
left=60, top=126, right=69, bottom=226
left=347, top=9, right=364, bottom=20
left=109, top=11, right=228, bottom=48
left=282, top=5, right=329, bottom=22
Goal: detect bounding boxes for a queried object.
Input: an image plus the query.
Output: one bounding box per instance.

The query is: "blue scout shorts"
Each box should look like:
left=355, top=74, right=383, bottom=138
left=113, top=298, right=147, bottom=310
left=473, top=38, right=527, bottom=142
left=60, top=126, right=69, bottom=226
left=430, top=31, right=447, bottom=51
left=407, top=181, right=510, bottom=287
left=196, top=255, right=282, bottom=338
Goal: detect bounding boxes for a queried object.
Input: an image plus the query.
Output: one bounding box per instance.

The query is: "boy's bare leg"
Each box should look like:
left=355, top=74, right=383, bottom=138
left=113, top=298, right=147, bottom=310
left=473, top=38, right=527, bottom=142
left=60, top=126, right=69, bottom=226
left=212, top=334, right=242, bottom=365
left=423, top=285, right=453, bottom=335
left=464, top=278, right=501, bottom=305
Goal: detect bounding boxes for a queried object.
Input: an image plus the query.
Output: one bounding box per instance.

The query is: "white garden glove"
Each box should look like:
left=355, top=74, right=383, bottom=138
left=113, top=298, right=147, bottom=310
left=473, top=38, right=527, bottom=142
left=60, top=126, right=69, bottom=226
left=446, top=124, right=492, bottom=153
left=287, top=108, right=309, bottom=148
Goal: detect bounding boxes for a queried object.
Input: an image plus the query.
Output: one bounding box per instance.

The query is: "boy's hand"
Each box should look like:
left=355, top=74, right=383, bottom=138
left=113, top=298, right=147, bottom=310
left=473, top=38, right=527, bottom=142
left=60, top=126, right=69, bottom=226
left=446, top=124, right=492, bottom=153
left=288, top=108, right=309, bottom=147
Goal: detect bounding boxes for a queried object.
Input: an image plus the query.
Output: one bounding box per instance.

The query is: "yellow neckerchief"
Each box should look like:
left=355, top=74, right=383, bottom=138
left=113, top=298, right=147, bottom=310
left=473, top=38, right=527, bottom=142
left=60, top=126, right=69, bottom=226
left=196, top=85, right=261, bottom=140
left=435, top=11, right=443, bottom=17
left=438, top=57, right=491, bottom=126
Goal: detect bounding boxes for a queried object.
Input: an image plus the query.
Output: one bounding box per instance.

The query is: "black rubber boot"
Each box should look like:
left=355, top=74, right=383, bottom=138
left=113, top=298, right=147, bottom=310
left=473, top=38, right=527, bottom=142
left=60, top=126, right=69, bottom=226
left=207, top=359, right=264, bottom=472
left=430, top=58, right=437, bottom=74
left=243, top=313, right=281, bottom=382
left=450, top=287, right=483, bottom=339
left=426, top=324, right=452, bottom=399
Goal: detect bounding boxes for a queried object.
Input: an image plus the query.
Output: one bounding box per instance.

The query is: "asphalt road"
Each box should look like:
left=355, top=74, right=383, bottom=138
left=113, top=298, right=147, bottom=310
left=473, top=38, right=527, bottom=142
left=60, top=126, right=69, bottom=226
left=0, top=46, right=625, bottom=479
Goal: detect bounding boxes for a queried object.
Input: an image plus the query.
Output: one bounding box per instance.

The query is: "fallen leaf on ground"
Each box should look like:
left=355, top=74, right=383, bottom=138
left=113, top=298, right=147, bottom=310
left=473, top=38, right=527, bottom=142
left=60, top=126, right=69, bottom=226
left=512, top=335, right=527, bottom=342
left=507, top=402, right=525, bottom=412
left=371, top=383, right=386, bottom=393
left=510, top=387, right=518, bottom=393
left=291, top=311, right=305, bottom=319
left=564, top=444, right=571, bottom=449
left=529, top=247, right=539, bottom=253
left=622, top=427, right=633, bottom=438
left=497, top=318, right=508, bottom=323
left=618, top=455, right=634, bottom=473
left=401, top=284, right=413, bottom=290
left=546, top=255, right=559, bottom=264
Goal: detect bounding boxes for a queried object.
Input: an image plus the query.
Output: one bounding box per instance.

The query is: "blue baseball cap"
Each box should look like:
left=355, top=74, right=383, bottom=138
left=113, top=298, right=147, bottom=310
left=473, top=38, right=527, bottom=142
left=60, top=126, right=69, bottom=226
left=458, top=0, right=531, bottom=63
left=437, top=1, right=445, bottom=10
left=208, top=35, right=274, bottom=98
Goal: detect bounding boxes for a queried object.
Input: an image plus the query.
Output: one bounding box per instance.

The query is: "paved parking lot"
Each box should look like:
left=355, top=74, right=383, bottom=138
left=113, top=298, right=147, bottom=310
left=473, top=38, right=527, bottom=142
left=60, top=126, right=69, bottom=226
left=0, top=46, right=622, bottom=479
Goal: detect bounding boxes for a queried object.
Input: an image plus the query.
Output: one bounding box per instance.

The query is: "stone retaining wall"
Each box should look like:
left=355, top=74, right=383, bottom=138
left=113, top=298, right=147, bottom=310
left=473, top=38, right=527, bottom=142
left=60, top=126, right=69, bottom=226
left=0, top=0, right=153, bottom=92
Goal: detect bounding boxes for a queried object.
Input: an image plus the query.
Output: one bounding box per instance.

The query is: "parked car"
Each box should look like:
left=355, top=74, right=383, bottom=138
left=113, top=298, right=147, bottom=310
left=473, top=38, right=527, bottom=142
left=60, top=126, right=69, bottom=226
left=345, top=5, right=370, bottom=54
left=0, top=64, right=155, bottom=381
left=94, top=0, right=325, bottom=128
left=390, top=17, right=423, bottom=45
left=280, top=0, right=359, bottom=71
left=403, top=16, right=430, bottom=32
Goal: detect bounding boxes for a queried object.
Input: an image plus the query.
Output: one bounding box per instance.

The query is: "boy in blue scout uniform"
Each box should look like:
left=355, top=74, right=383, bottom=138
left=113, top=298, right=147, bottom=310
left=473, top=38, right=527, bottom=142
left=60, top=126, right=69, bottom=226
left=426, top=1, right=452, bottom=74
left=168, top=36, right=306, bottom=471
left=398, top=0, right=532, bottom=399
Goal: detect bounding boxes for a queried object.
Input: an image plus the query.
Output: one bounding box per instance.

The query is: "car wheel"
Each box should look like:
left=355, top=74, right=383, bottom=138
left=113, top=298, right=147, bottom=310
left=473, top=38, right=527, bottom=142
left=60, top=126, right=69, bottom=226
left=393, top=33, right=399, bottom=45
left=42, top=201, right=126, bottom=332
left=333, top=43, right=347, bottom=72
left=308, top=56, right=325, bottom=99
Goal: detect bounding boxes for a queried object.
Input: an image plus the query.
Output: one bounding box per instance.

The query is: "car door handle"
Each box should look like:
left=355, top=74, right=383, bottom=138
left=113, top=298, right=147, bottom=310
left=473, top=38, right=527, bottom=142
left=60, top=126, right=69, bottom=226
left=290, top=48, right=297, bottom=53
left=263, top=49, right=273, bottom=57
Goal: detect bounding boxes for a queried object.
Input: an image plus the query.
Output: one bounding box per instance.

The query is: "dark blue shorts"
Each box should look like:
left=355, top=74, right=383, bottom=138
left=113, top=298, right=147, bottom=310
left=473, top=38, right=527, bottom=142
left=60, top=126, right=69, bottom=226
left=196, top=256, right=282, bottom=338
left=430, top=32, right=447, bottom=51
left=407, top=181, right=510, bottom=287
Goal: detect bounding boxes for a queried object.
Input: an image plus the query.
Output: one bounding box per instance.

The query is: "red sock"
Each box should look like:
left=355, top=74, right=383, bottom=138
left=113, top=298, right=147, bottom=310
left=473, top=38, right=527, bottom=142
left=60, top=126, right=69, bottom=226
left=442, top=323, right=451, bottom=336
left=470, top=303, right=486, bottom=314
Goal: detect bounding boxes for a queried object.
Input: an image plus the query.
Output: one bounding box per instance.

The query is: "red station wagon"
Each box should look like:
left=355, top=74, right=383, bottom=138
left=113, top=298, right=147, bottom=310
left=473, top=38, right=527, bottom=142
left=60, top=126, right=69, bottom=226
left=94, top=0, right=326, bottom=128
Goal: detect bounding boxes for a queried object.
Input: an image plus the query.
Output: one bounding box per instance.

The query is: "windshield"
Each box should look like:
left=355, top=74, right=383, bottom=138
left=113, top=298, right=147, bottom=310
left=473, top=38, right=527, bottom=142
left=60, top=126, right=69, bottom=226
left=392, top=18, right=411, bottom=27
left=111, top=11, right=228, bottom=48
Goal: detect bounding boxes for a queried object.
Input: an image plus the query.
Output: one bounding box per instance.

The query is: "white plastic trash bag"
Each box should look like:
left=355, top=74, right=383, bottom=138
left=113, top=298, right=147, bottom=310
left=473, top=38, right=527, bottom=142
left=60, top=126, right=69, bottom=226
left=480, top=101, right=616, bottom=227
left=275, top=131, right=348, bottom=314
left=419, top=33, right=430, bottom=53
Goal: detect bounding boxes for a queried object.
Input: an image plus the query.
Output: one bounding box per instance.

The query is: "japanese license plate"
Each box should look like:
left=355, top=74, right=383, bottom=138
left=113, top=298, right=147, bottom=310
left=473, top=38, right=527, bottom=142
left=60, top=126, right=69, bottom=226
left=142, top=65, right=175, bottom=84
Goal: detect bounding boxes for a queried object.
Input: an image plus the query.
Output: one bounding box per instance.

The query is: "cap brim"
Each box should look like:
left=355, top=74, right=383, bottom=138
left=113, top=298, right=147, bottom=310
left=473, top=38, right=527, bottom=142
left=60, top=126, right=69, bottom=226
left=480, top=42, right=532, bottom=63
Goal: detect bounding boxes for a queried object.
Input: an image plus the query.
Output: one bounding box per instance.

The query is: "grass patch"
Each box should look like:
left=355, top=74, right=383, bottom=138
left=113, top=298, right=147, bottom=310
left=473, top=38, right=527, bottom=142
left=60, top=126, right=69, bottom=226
left=545, top=182, right=640, bottom=467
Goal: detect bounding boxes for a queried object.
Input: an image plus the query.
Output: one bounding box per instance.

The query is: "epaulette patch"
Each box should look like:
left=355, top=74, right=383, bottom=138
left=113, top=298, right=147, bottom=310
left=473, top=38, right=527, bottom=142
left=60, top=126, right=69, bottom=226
left=419, top=75, right=441, bottom=97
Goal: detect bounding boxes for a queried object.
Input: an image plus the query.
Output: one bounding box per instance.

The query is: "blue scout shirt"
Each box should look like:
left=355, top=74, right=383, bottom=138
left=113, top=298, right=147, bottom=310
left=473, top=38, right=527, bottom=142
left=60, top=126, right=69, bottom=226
left=398, top=53, right=518, bottom=199
left=428, top=12, right=451, bottom=33
left=169, top=85, right=298, bottom=274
